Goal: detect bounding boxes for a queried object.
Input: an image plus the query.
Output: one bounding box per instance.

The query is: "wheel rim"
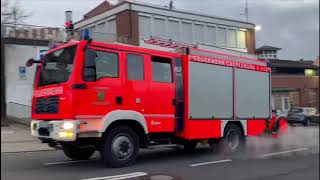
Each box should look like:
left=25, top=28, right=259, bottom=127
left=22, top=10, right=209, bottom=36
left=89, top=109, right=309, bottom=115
left=225, top=129, right=240, bottom=151
left=111, top=133, right=133, bottom=160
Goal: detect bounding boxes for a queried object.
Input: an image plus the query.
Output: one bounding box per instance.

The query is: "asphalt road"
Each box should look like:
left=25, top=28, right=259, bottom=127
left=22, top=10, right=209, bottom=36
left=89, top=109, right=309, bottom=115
left=2, top=125, right=319, bottom=180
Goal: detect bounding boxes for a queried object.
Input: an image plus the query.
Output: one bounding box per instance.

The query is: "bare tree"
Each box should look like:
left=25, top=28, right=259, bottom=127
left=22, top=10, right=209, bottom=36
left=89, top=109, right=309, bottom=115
left=1, top=0, right=32, bottom=35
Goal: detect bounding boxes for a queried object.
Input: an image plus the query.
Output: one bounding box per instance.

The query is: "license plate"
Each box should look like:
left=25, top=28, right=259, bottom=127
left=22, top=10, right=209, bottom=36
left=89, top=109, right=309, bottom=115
left=39, top=121, right=49, bottom=128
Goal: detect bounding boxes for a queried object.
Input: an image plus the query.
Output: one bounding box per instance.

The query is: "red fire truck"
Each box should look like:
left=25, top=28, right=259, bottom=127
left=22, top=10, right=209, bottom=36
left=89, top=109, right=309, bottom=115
left=27, top=39, right=273, bottom=167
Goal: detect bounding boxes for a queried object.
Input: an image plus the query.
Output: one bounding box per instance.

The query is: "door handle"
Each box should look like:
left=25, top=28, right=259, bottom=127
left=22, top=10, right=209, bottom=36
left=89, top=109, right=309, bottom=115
left=116, top=96, right=123, bottom=105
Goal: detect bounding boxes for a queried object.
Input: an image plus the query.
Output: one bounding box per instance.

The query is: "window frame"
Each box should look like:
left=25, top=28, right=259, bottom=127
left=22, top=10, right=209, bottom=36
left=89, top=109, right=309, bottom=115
left=151, top=56, right=173, bottom=83
left=126, top=53, right=145, bottom=81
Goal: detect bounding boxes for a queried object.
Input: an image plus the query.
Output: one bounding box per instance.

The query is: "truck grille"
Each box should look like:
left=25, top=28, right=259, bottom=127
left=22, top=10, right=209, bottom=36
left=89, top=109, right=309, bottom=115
left=38, top=128, right=50, bottom=136
left=35, top=96, right=59, bottom=114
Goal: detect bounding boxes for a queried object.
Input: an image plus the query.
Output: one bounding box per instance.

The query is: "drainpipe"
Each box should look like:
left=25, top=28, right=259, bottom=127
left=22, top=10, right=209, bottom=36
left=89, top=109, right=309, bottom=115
left=129, top=3, right=132, bottom=44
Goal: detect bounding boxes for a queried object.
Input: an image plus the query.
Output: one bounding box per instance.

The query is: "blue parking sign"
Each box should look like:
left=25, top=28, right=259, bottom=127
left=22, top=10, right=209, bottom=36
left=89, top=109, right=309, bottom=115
left=19, top=66, right=26, bottom=79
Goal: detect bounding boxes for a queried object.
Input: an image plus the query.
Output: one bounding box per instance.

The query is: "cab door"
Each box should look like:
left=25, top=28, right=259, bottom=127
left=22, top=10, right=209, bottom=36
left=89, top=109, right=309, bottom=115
left=123, top=53, right=147, bottom=113
left=145, top=55, right=175, bottom=133
left=75, top=47, right=124, bottom=117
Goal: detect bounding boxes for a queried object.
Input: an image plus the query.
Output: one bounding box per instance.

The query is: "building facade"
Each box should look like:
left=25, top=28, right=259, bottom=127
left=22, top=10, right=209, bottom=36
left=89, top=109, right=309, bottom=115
left=256, top=45, right=281, bottom=60
left=74, top=1, right=256, bottom=54
left=256, top=46, right=319, bottom=115
left=271, top=59, right=319, bottom=114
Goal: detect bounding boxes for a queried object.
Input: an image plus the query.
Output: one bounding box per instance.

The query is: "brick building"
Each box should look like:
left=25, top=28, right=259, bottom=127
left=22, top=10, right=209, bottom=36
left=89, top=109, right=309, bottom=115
left=74, top=0, right=257, bottom=55
left=257, top=46, right=319, bottom=115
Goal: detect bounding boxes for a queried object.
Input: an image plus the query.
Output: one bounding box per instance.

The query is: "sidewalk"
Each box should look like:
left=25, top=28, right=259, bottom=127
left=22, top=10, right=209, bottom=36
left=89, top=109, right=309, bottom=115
left=1, top=122, right=55, bottom=153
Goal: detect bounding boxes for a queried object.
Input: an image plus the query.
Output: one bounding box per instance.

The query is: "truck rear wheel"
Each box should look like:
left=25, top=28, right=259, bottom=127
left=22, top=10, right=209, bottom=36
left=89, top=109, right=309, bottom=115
left=100, top=126, right=139, bottom=168
left=62, top=143, right=95, bottom=160
left=210, top=124, right=245, bottom=153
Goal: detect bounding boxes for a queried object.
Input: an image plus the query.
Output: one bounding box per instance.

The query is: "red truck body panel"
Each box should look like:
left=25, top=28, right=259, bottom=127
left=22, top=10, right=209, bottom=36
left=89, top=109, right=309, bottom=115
left=31, top=40, right=270, bottom=140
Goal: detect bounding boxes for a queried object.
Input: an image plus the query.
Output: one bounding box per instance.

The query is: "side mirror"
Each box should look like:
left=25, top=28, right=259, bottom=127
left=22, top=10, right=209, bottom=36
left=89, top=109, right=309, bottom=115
left=84, top=49, right=96, bottom=67
left=83, top=67, right=96, bottom=81
left=26, top=58, right=35, bottom=67
left=83, top=48, right=97, bottom=81
left=26, top=58, right=45, bottom=67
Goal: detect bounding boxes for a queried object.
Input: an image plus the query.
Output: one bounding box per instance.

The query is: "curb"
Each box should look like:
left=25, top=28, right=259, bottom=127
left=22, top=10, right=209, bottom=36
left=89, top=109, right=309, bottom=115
left=5, top=116, right=31, bottom=127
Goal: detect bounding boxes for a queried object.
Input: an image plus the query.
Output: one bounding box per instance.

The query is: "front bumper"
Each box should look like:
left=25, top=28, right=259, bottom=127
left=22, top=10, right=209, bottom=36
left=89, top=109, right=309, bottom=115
left=31, top=120, right=79, bottom=141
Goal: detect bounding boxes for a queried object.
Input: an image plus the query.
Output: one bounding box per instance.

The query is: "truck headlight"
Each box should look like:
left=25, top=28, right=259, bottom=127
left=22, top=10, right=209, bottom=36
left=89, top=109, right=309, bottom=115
left=60, top=122, right=74, bottom=130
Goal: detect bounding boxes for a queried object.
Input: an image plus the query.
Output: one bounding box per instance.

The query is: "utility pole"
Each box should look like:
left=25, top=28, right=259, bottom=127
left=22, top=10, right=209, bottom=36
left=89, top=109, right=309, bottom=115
left=240, top=0, right=249, bottom=22
left=65, top=11, right=74, bottom=41
left=13, top=8, right=17, bottom=31
left=245, top=0, right=248, bottom=22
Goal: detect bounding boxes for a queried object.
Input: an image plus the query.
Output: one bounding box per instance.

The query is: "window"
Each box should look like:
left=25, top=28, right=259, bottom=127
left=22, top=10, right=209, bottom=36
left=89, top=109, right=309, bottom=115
left=217, top=27, right=226, bottom=47
left=151, top=56, right=172, bottom=83
left=168, top=20, right=180, bottom=40
left=154, top=18, right=166, bottom=38
left=95, top=51, right=119, bottom=79
left=88, top=26, right=96, bottom=39
left=194, top=24, right=204, bottom=43
left=139, top=16, right=151, bottom=38
left=182, top=22, right=193, bottom=43
left=284, top=98, right=290, bottom=110
left=127, top=54, right=144, bottom=80
left=274, top=98, right=282, bottom=110
left=107, top=19, right=116, bottom=42
left=206, top=25, right=216, bottom=45
left=227, top=29, right=236, bottom=47
left=38, top=46, right=77, bottom=87
left=237, top=30, right=246, bottom=48
left=96, top=22, right=107, bottom=42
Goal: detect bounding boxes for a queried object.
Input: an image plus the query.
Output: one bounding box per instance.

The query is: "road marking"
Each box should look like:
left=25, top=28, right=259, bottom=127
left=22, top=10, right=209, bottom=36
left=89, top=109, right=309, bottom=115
left=43, top=159, right=96, bottom=166
left=259, top=148, right=309, bottom=158
left=1, top=131, right=15, bottom=134
left=80, top=172, right=148, bottom=180
left=189, top=159, right=232, bottom=167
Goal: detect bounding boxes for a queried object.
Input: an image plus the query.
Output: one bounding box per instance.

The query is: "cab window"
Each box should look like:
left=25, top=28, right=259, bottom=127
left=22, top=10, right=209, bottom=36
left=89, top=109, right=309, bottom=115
left=127, top=54, right=144, bottom=80
left=151, top=56, right=172, bottom=83
left=95, top=51, right=118, bottom=79
left=83, top=49, right=119, bottom=81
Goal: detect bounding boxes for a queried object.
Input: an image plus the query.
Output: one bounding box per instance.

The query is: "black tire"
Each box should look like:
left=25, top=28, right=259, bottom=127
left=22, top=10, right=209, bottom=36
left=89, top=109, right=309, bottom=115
left=62, top=143, right=95, bottom=160
left=182, top=140, right=198, bottom=152
left=303, top=117, right=311, bottom=126
left=100, top=126, right=139, bottom=168
left=210, top=124, right=245, bottom=154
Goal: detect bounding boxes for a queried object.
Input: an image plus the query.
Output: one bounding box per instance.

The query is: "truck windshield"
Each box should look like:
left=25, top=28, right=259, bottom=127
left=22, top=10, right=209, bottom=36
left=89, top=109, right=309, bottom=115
left=38, top=46, right=77, bottom=87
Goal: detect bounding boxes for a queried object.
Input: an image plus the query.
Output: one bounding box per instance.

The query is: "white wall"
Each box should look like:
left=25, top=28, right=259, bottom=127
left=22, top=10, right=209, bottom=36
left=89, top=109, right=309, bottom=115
left=5, top=44, right=48, bottom=118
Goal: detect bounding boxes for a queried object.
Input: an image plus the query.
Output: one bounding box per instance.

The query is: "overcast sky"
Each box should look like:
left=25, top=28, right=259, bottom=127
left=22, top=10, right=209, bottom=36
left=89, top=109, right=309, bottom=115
left=16, top=0, right=319, bottom=60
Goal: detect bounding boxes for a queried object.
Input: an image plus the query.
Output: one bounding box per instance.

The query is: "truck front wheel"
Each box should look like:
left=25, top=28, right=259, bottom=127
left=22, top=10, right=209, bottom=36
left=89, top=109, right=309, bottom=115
left=100, top=126, right=139, bottom=168
left=62, top=143, right=95, bottom=160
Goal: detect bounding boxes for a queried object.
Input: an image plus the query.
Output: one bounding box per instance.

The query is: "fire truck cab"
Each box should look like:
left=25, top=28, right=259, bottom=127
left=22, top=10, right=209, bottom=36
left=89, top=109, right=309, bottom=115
left=28, top=39, right=271, bottom=167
